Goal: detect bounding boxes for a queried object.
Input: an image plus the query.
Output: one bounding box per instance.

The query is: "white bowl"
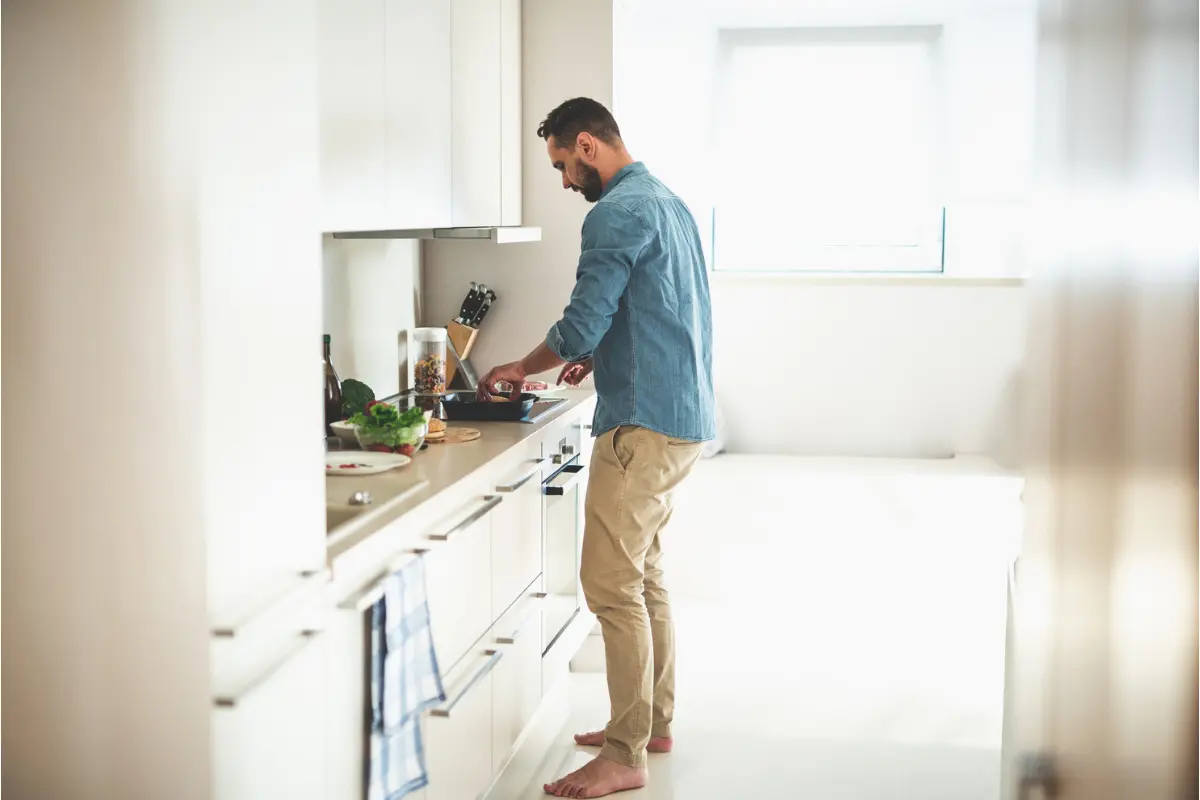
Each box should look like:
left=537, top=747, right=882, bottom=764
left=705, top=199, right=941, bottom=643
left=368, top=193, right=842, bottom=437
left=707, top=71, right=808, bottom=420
left=330, top=419, right=359, bottom=444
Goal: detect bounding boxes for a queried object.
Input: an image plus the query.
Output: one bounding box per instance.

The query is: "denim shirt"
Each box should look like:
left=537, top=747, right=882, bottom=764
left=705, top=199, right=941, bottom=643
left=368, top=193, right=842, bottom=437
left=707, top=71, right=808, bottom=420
left=545, top=162, right=716, bottom=442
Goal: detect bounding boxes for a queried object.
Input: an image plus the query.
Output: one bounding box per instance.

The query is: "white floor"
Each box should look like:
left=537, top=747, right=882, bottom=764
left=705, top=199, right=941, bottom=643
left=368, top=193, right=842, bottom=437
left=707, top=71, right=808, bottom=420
left=489, top=455, right=1023, bottom=800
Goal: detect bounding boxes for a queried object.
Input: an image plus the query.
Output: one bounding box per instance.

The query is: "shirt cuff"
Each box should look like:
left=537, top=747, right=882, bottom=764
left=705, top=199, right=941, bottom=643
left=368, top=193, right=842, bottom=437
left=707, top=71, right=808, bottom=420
left=545, top=323, right=591, bottom=363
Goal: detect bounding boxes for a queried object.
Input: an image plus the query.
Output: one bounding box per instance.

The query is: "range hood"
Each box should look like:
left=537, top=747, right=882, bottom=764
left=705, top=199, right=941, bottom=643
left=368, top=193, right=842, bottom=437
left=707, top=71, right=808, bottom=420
left=331, top=226, right=541, bottom=244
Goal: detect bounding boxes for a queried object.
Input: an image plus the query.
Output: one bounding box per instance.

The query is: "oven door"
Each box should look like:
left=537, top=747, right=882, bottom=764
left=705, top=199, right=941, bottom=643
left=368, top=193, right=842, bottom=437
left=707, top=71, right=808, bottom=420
left=541, top=456, right=587, bottom=654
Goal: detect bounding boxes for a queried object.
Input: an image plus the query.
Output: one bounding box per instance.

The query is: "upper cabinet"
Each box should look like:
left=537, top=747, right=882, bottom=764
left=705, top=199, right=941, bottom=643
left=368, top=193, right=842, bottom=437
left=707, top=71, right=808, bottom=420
left=450, top=0, right=522, bottom=228
left=319, top=0, right=521, bottom=234
left=385, top=0, right=453, bottom=230
left=318, top=0, right=392, bottom=232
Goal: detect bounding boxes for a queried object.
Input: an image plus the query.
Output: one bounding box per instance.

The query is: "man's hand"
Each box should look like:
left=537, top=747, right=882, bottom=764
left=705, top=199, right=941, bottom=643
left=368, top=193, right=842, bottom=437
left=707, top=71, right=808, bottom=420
left=477, top=360, right=527, bottom=401
left=557, top=359, right=594, bottom=387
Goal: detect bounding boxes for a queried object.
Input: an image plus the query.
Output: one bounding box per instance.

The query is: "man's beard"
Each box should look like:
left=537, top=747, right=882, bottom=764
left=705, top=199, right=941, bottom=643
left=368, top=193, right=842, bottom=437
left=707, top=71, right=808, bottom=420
left=574, top=162, right=603, bottom=203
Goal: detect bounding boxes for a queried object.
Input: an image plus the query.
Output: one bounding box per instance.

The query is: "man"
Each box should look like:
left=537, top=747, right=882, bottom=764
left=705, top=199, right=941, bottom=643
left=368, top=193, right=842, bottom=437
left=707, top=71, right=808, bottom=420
left=478, top=97, right=715, bottom=798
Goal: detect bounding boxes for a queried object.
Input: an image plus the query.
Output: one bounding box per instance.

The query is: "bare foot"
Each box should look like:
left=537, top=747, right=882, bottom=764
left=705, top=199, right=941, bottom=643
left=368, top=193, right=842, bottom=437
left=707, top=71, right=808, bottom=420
left=544, top=755, right=648, bottom=798
left=573, top=730, right=673, bottom=753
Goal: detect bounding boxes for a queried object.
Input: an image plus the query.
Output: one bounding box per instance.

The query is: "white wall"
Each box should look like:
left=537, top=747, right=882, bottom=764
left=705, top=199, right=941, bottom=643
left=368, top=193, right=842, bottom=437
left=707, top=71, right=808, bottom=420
left=422, top=0, right=614, bottom=382
left=615, top=0, right=1034, bottom=459
left=714, top=278, right=1027, bottom=459
left=322, top=237, right=422, bottom=397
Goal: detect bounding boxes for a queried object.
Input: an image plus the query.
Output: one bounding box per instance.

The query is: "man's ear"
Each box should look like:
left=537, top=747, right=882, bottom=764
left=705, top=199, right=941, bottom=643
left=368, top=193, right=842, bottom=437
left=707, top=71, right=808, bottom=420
left=576, top=132, right=596, bottom=161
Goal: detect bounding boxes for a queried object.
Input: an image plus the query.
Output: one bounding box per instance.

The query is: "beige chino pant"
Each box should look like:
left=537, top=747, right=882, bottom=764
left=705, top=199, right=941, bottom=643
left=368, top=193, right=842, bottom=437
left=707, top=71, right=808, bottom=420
left=580, top=425, right=703, bottom=769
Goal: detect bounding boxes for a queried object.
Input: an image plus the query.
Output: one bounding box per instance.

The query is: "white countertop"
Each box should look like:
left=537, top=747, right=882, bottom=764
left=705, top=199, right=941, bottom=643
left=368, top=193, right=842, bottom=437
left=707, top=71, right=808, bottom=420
left=325, top=389, right=595, bottom=560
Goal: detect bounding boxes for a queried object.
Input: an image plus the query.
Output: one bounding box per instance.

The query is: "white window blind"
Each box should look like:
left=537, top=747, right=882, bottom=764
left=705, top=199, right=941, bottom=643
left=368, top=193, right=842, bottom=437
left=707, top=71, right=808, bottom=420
left=715, top=29, right=945, bottom=273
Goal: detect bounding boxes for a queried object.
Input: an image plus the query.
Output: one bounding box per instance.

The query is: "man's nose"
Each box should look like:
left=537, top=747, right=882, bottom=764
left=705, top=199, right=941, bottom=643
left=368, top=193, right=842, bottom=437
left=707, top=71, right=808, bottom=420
left=562, top=174, right=571, bottom=190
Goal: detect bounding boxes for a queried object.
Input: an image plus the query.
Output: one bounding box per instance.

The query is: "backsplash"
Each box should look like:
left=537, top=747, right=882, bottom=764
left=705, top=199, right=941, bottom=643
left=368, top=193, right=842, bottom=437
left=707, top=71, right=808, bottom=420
left=322, top=236, right=422, bottom=399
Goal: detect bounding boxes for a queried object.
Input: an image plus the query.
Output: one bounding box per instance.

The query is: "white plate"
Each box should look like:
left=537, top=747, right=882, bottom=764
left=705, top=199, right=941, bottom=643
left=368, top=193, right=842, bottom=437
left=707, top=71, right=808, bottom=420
left=492, top=382, right=566, bottom=398
left=325, top=452, right=412, bottom=476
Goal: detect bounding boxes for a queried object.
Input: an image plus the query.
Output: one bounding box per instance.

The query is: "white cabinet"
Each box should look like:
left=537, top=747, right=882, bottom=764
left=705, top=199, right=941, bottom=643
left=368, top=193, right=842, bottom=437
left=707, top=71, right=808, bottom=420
left=324, top=606, right=370, bottom=800
left=318, top=0, right=520, bottom=232
left=318, top=0, right=453, bottom=232
left=424, top=496, right=499, bottom=673
left=385, top=0, right=453, bottom=229
left=491, top=454, right=545, bottom=617
left=318, top=0, right=388, bottom=232
left=450, top=0, right=523, bottom=227
left=201, top=0, right=327, bottom=634
left=425, top=648, right=499, bottom=800
left=212, top=630, right=330, bottom=799
left=491, top=595, right=544, bottom=775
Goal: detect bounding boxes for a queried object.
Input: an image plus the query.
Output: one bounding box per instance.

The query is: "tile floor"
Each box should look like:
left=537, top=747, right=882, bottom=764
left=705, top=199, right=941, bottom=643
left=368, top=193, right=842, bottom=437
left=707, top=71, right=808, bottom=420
left=488, top=455, right=1022, bottom=800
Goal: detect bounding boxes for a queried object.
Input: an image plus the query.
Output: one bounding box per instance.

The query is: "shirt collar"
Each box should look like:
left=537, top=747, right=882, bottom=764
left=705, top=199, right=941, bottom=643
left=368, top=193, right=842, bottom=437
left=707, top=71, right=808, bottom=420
left=600, top=161, right=646, bottom=199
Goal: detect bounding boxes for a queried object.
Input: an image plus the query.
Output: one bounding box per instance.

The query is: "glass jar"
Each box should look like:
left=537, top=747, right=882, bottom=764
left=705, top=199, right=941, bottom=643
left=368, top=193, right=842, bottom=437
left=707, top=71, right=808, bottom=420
left=410, top=327, right=448, bottom=395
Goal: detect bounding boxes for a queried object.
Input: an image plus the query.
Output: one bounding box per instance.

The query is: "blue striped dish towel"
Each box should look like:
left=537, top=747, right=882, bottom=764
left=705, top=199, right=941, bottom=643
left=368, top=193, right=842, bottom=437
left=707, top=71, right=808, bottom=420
left=367, top=555, right=446, bottom=800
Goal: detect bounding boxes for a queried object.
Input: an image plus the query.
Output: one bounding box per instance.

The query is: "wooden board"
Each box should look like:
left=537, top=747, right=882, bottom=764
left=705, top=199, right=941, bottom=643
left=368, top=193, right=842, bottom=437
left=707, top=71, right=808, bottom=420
left=427, top=426, right=481, bottom=445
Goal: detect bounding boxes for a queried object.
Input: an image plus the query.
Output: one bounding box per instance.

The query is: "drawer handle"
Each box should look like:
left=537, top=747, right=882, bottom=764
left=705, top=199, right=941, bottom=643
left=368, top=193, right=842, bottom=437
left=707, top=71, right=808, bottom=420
left=337, top=548, right=430, bottom=612
left=428, top=495, right=503, bottom=541
left=429, top=650, right=503, bottom=718
left=495, top=457, right=552, bottom=492
left=496, top=592, right=547, bottom=644
left=543, top=465, right=585, bottom=496
left=213, top=629, right=323, bottom=708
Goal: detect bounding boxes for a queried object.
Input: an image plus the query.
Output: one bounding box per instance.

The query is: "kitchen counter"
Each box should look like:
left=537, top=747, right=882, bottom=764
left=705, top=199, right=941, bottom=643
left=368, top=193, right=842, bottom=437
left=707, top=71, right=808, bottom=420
left=325, top=389, right=595, bottom=560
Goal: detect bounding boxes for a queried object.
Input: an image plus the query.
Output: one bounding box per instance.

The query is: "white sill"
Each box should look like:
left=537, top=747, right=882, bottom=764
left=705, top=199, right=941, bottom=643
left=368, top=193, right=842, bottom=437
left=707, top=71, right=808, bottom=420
left=710, top=271, right=1028, bottom=287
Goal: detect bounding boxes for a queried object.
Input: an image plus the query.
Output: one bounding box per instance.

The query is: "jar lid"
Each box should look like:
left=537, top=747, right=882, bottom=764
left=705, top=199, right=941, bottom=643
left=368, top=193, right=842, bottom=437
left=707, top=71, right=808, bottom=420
left=412, top=327, right=448, bottom=342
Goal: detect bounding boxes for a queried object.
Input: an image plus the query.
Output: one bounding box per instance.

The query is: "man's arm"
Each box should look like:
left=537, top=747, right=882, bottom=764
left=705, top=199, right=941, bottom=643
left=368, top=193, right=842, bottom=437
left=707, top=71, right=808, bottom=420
left=518, top=341, right=565, bottom=376
left=545, top=203, right=648, bottom=362
left=478, top=203, right=648, bottom=398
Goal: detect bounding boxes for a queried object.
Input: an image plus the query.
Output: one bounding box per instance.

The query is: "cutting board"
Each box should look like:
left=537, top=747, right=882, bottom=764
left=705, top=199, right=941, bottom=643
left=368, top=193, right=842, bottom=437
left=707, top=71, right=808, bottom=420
left=428, top=426, right=481, bottom=445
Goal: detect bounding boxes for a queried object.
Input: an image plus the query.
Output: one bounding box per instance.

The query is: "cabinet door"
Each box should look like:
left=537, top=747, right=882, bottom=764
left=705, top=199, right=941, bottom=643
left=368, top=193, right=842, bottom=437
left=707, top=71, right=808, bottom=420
left=450, top=0, right=521, bottom=227
left=425, top=649, right=498, bottom=800
left=386, top=0, right=453, bottom=229
left=491, top=459, right=544, bottom=617
left=212, top=631, right=329, bottom=800
left=319, top=0, right=388, bottom=232
left=424, top=497, right=498, bottom=674
left=324, top=608, right=369, bottom=800
left=492, top=598, right=543, bottom=774
left=200, top=0, right=326, bottom=628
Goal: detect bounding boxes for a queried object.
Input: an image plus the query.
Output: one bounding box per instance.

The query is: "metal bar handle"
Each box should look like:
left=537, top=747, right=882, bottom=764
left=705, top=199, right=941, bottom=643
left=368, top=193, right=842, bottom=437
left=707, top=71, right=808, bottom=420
left=495, top=458, right=552, bottom=493
left=428, top=495, right=503, bottom=541
left=496, top=592, right=548, bottom=644
left=337, top=548, right=430, bottom=612
left=543, top=465, right=586, bottom=496
left=213, top=630, right=323, bottom=708
left=429, top=650, right=504, bottom=718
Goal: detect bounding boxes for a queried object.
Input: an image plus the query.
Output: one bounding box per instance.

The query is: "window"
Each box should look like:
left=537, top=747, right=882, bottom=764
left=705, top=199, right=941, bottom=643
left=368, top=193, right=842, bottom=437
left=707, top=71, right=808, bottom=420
left=714, top=27, right=946, bottom=274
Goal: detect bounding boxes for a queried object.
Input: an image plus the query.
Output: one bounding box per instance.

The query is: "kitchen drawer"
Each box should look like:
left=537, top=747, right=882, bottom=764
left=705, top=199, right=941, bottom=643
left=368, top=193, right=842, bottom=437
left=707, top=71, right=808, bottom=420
left=424, top=495, right=500, bottom=674
left=490, top=585, right=544, bottom=775
left=425, top=646, right=499, bottom=800
left=491, top=454, right=545, bottom=618
left=212, top=629, right=329, bottom=800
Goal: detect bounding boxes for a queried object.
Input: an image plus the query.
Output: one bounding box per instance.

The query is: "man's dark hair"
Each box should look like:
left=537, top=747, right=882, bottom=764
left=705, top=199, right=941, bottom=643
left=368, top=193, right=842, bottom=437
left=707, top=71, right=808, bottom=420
left=537, top=97, right=621, bottom=149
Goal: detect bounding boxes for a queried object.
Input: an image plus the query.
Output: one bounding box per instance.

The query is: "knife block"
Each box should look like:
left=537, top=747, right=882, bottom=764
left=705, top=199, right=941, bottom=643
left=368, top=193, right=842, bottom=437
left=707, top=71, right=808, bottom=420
left=444, top=320, right=478, bottom=386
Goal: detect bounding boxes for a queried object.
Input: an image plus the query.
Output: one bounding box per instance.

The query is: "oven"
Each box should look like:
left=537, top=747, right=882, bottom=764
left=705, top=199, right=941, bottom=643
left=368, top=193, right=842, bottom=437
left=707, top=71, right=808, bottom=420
left=541, top=424, right=587, bottom=654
